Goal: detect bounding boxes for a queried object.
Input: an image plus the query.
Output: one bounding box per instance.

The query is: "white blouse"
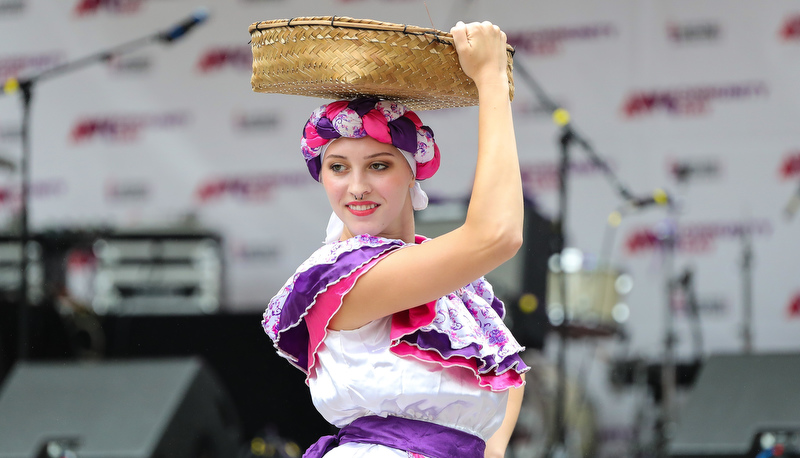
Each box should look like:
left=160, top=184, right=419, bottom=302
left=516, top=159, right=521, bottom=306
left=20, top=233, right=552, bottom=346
left=308, top=316, right=509, bottom=457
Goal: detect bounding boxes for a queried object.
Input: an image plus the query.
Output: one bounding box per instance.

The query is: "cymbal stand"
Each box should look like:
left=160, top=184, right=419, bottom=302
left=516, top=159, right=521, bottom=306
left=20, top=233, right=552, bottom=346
left=513, top=59, right=638, bottom=458
left=655, top=210, right=678, bottom=457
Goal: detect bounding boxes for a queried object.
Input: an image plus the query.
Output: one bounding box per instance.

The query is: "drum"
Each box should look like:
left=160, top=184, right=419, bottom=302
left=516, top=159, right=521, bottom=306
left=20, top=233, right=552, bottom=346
left=546, top=265, right=633, bottom=338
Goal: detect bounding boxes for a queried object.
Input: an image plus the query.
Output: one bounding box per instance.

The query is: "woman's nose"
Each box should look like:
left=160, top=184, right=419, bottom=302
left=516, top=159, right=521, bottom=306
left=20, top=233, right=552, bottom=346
left=348, top=171, right=370, bottom=197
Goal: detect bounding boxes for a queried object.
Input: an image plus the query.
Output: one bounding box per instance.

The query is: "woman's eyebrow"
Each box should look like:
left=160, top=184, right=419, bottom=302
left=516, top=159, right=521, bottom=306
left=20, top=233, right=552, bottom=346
left=325, top=152, right=397, bottom=160
left=365, top=152, right=397, bottom=159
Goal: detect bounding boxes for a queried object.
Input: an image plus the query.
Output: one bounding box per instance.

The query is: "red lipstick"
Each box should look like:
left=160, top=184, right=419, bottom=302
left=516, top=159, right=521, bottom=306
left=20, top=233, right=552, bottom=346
left=346, top=201, right=379, bottom=216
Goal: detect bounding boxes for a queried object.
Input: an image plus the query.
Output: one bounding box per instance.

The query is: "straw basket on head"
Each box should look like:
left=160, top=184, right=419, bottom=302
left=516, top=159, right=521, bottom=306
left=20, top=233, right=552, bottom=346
left=249, top=16, right=515, bottom=110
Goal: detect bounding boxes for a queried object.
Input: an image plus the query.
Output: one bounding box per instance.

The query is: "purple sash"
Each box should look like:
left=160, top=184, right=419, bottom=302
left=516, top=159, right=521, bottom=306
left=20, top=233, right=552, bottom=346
left=303, top=415, right=486, bottom=458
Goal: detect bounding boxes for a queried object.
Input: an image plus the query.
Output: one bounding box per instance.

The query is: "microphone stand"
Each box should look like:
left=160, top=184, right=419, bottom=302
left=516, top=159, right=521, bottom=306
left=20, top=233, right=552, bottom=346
left=513, top=60, right=639, bottom=458
left=3, top=18, right=203, bottom=360
left=740, top=231, right=753, bottom=354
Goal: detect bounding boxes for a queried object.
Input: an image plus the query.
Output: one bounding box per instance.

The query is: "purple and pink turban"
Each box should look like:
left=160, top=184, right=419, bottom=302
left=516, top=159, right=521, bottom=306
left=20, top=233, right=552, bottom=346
left=301, top=97, right=440, bottom=182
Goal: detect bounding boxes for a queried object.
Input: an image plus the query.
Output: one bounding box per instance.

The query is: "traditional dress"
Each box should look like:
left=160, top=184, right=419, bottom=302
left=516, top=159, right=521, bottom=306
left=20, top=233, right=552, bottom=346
left=263, top=234, right=529, bottom=457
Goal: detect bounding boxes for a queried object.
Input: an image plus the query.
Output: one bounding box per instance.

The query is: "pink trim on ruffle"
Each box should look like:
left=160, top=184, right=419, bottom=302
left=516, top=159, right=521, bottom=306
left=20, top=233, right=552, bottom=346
left=304, top=258, right=382, bottom=382
left=298, top=233, right=525, bottom=392
left=391, top=341, right=524, bottom=392
left=390, top=301, right=436, bottom=339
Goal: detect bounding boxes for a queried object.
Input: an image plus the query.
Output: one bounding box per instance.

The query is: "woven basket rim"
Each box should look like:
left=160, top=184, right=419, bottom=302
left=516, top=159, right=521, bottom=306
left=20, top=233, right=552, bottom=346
left=248, top=16, right=515, bottom=55
left=249, top=16, right=515, bottom=110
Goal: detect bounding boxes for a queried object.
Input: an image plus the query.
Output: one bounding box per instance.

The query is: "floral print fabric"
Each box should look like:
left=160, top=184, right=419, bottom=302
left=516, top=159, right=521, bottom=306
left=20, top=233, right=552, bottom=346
left=262, top=234, right=528, bottom=391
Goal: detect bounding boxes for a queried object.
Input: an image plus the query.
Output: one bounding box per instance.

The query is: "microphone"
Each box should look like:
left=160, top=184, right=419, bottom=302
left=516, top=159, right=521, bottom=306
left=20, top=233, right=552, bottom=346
left=627, top=189, right=672, bottom=209
left=627, top=188, right=670, bottom=209
left=159, top=8, right=209, bottom=43
left=607, top=188, right=671, bottom=226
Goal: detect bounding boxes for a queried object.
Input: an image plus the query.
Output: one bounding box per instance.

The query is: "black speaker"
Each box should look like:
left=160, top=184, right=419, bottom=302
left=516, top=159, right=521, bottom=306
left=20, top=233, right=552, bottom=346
left=0, top=358, right=241, bottom=458
left=668, top=353, right=800, bottom=458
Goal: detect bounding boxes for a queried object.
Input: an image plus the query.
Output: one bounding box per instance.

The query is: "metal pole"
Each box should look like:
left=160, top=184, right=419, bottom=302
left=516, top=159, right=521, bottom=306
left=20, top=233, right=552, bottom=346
left=16, top=81, right=32, bottom=360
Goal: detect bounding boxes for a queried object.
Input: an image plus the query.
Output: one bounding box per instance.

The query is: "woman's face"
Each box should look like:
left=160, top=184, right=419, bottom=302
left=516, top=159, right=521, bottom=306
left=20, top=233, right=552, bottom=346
left=320, top=136, right=415, bottom=242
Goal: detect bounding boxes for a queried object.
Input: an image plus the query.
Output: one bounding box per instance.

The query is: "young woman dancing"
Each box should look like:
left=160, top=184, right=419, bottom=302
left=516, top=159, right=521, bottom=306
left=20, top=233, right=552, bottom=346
left=263, top=21, right=528, bottom=458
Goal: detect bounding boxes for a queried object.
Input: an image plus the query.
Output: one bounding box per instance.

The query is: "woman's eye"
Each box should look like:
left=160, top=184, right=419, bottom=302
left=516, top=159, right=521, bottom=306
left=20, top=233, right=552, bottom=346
left=371, top=163, right=388, bottom=171
left=330, top=164, right=345, bottom=172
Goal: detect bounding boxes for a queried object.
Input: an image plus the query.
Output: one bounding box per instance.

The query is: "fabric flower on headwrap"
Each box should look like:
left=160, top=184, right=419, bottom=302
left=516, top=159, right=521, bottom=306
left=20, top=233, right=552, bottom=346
left=300, top=97, right=442, bottom=243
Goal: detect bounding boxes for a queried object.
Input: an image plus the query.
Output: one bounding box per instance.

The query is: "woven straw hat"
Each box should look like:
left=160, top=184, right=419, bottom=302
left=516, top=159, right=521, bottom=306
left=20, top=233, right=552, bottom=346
left=249, top=16, right=515, bottom=111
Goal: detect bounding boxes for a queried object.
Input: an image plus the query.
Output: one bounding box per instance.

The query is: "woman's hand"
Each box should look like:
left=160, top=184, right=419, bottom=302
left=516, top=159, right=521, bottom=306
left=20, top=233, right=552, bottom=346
left=450, top=21, right=509, bottom=89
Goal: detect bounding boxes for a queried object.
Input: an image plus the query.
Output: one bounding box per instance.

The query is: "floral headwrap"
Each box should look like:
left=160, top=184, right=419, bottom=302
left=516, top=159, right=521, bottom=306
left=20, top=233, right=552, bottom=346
left=301, top=97, right=440, bottom=182
left=302, top=97, right=441, bottom=244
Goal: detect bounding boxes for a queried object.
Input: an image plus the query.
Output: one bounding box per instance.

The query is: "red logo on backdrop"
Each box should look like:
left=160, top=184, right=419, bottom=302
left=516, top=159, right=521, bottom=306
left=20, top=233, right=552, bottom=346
left=625, top=219, right=772, bottom=255
left=0, top=52, right=63, bottom=80
left=520, top=159, right=608, bottom=192
left=780, top=15, right=800, bottom=40
left=233, top=112, right=281, bottom=132
left=0, top=187, right=12, bottom=205
left=107, top=55, right=151, bottom=74
left=74, top=0, right=144, bottom=15
left=0, top=180, right=66, bottom=207
left=197, top=47, right=252, bottom=72
left=789, top=293, right=800, bottom=318
left=196, top=172, right=310, bottom=202
left=105, top=180, right=150, bottom=202
left=668, top=158, right=722, bottom=183
left=622, top=82, right=768, bottom=118
left=231, top=241, right=280, bottom=262
left=70, top=112, right=188, bottom=143
left=779, top=151, right=800, bottom=179
left=507, top=24, right=616, bottom=56
left=667, top=22, right=720, bottom=43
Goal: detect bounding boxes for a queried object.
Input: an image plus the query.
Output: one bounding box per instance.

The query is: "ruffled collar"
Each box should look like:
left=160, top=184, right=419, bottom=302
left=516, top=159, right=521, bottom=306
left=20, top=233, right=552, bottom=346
left=263, top=234, right=528, bottom=391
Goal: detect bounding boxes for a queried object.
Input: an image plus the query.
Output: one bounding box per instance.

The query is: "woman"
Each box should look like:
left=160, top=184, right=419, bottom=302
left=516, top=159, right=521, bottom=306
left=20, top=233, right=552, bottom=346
left=263, top=21, right=527, bottom=458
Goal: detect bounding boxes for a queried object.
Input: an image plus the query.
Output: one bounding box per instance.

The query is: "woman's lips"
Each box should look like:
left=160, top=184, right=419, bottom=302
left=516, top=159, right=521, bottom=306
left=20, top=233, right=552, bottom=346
left=346, top=201, right=379, bottom=216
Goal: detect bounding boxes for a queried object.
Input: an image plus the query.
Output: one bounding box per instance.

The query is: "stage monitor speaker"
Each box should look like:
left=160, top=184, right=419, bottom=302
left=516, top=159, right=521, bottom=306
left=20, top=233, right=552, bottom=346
left=0, top=358, right=241, bottom=458
left=668, top=353, right=800, bottom=458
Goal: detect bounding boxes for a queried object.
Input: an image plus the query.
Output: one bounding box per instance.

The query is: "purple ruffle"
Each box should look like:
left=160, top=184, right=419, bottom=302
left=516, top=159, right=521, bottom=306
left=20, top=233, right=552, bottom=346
left=268, top=238, right=403, bottom=370
left=264, top=234, right=528, bottom=389
left=398, top=327, right=527, bottom=376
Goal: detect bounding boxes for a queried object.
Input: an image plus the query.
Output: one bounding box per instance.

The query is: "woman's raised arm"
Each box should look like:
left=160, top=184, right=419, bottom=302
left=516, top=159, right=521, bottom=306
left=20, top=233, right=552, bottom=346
left=329, top=21, right=523, bottom=330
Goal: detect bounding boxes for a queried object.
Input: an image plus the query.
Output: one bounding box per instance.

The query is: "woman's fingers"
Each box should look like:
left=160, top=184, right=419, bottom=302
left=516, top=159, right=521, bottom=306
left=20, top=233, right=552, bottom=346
left=451, top=21, right=508, bottom=85
left=450, top=21, right=468, bottom=48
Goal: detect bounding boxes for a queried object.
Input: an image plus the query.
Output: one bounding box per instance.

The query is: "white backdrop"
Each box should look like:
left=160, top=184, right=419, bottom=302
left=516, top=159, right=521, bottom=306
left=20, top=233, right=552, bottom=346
left=1, top=0, right=799, bottom=452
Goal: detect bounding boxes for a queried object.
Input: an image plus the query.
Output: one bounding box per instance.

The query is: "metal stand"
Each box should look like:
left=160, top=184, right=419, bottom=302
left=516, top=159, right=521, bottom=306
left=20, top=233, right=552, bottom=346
left=740, top=232, right=753, bottom=354
left=2, top=10, right=206, bottom=360
left=16, top=82, right=32, bottom=359
left=513, top=60, right=641, bottom=458
left=656, top=213, right=678, bottom=457
left=550, top=127, right=572, bottom=458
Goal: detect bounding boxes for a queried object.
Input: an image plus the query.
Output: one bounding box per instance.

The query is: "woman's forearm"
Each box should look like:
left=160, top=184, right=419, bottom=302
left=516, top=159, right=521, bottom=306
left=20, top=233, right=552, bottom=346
left=465, top=77, right=524, bottom=253
left=485, top=377, right=525, bottom=458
